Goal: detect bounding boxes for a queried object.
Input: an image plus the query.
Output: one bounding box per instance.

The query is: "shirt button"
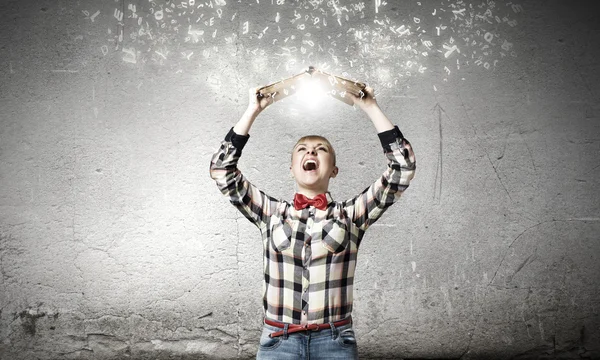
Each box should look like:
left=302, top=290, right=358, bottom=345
left=303, top=311, right=306, bottom=315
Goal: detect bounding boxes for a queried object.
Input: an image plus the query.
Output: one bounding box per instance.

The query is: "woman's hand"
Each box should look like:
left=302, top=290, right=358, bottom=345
left=233, top=86, right=275, bottom=136
left=350, top=86, right=394, bottom=133
left=247, top=87, right=275, bottom=115
left=350, top=86, right=379, bottom=112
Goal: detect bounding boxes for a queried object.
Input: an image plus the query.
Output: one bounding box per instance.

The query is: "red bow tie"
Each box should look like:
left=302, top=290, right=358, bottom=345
left=293, top=193, right=328, bottom=211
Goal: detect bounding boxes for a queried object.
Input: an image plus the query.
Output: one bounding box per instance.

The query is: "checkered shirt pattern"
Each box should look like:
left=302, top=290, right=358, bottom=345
left=210, top=126, right=416, bottom=325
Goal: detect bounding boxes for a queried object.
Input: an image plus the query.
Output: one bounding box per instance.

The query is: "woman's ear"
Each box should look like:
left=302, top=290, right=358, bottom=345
left=330, top=166, right=339, bottom=178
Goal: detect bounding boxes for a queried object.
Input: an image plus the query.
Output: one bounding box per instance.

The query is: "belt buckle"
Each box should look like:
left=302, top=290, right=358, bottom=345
left=303, top=324, right=320, bottom=332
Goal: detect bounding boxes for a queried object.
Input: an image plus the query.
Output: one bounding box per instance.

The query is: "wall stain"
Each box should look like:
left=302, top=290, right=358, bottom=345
left=17, top=310, right=46, bottom=336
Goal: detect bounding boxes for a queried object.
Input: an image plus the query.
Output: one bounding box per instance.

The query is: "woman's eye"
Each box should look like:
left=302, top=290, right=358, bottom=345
left=297, top=147, right=305, bottom=152
left=318, top=147, right=327, bottom=152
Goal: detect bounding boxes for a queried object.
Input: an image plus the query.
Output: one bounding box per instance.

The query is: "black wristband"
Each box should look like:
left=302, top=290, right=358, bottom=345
left=377, top=125, right=404, bottom=149
left=225, top=127, right=250, bottom=150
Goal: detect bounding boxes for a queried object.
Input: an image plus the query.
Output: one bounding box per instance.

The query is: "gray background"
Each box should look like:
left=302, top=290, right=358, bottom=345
left=1, top=0, right=599, bottom=359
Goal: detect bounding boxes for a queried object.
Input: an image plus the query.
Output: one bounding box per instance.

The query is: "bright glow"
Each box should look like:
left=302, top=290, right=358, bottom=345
left=295, top=78, right=328, bottom=109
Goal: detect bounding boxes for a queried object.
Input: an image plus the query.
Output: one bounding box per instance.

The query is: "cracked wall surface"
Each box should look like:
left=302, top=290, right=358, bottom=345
left=1, top=0, right=599, bottom=359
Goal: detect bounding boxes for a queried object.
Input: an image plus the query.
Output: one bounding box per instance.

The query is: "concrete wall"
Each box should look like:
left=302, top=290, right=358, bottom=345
left=1, top=0, right=598, bottom=359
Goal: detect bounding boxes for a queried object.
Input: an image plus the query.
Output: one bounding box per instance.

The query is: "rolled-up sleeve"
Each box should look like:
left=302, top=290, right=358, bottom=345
left=344, top=125, right=416, bottom=231
left=209, top=128, right=278, bottom=228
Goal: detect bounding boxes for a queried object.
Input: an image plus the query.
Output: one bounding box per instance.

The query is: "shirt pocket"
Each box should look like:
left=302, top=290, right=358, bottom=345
left=321, top=218, right=350, bottom=253
left=270, top=219, right=292, bottom=252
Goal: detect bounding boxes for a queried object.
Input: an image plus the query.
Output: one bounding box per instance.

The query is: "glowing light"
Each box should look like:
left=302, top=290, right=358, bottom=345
left=295, top=78, right=328, bottom=109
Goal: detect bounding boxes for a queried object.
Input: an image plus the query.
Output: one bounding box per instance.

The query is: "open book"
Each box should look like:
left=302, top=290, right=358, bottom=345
left=256, top=66, right=366, bottom=106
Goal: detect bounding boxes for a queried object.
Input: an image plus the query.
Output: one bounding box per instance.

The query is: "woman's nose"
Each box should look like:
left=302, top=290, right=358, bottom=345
left=307, top=149, right=316, bottom=155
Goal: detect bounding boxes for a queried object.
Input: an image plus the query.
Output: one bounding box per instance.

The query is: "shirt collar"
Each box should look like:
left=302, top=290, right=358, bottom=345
left=325, top=192, right=334, bottom=204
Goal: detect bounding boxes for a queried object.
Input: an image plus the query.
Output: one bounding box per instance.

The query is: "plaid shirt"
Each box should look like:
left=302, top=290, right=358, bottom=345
left=210, top=126, right=416, bottom=325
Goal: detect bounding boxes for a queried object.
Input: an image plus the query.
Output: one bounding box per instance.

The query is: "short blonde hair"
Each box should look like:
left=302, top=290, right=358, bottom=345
left=292, top=135, right=336, bottom=165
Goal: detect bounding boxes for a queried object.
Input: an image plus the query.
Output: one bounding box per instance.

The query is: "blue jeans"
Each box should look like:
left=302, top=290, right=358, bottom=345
left=256, top=321, right=359, bottom=360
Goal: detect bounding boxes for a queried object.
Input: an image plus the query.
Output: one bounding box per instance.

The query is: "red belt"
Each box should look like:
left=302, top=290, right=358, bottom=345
left=265, top=317, right=352, bottom=338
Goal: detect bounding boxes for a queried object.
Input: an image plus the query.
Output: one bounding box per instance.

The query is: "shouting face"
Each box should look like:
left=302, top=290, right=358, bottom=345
left=290, top=136, right=338, bottom=196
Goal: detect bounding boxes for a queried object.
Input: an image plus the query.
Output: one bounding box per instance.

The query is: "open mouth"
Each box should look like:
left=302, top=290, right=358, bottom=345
left=303, top=159, right=318, bottom=171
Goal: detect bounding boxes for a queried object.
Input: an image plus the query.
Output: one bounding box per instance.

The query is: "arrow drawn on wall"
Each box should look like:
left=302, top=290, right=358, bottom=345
left=432, top=102, right=446, bottom=204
